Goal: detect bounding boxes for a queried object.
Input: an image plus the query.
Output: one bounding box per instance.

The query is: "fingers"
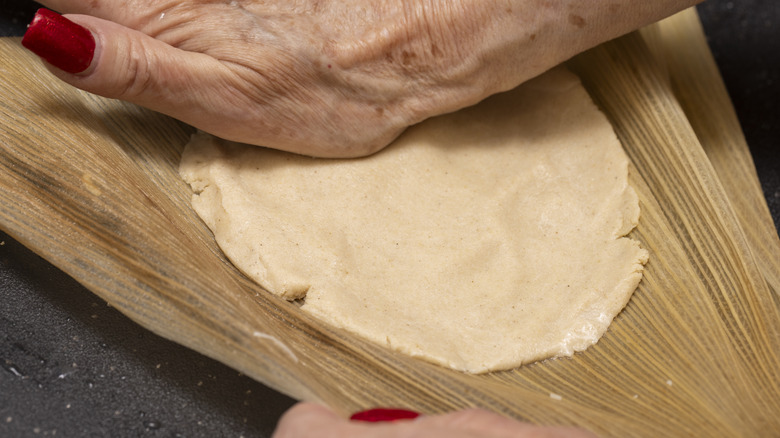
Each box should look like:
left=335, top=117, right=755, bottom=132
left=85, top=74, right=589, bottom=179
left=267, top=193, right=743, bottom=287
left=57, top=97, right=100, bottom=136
left=34, top=0, right=101, bottom=15
left=34, top=0, right=177, bottom=36
left=22, top=9, right=249, bottom=139
left=273, top=403, right=351, bottom=438
left=55, top=14, right=224, bottom=103
left=274, top=404, right=598, bottom=438
left=33, top=0, right=117, bottom=25
left=34, top=0, right=144, bottom=21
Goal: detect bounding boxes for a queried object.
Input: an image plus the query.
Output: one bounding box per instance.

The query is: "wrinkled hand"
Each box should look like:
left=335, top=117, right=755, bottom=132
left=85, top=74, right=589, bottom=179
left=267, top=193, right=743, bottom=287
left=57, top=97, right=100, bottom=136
left=28, top=0, right=519, bottom=157
left=28, top=0, right=700, bottom=157
left=272, top=403, right=598, bottom=438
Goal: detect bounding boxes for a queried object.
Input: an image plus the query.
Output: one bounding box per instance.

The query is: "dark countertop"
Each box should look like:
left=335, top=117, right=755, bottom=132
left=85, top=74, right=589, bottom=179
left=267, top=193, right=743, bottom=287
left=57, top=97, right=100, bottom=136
left=1, top=1, right=778, bottom=436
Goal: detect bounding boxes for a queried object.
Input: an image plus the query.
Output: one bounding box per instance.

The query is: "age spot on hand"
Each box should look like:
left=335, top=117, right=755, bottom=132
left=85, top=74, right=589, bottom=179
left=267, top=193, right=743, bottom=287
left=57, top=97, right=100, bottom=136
left=568, top=14, right=586, bottom=28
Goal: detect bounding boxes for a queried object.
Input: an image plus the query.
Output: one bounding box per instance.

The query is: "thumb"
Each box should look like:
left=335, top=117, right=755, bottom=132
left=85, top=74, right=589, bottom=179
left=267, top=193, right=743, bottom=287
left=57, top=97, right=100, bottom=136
left=22, top=8, right=233, bottom=129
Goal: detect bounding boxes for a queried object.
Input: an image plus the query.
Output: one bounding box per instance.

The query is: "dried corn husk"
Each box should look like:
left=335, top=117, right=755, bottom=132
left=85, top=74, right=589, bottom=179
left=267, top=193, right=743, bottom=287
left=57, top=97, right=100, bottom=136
left=1, top=8, right=778, bottom=436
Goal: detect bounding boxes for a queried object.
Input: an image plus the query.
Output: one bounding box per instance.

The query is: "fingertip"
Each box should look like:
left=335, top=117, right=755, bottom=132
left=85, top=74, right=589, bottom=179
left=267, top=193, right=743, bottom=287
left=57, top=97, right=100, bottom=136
left=22, top=8, right=96, bottom=74
left=273, top=402, right=346, bottom=437
left=350, top=408, right=421, bottom=422
left=28, top=11, right=227, bottom=121
left=281, top=402, right=342, bottom=422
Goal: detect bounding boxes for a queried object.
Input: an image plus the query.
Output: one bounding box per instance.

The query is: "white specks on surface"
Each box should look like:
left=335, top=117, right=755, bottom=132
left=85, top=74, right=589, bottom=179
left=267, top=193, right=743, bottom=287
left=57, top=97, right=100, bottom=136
left=57, top=368, right=77, bottom=380
left=666, top=379, right=673, bottom=386
left=549, top=393, right=563, bottom=401
left=253, top=331, right=298, bottom=363
left=6, top=364, right=23, bottom=378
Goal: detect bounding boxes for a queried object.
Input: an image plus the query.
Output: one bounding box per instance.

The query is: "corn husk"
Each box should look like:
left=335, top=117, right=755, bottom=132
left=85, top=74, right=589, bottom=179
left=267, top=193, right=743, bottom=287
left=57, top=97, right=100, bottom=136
left=1, top=8, right=778, bottom=436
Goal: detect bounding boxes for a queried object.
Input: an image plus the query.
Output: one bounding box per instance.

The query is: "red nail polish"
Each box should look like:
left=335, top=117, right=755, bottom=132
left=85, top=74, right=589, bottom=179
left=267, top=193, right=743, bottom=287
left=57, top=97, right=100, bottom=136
left=350, top=408, right=420, bottom=422
left=22, top=8, right=95, bottom=74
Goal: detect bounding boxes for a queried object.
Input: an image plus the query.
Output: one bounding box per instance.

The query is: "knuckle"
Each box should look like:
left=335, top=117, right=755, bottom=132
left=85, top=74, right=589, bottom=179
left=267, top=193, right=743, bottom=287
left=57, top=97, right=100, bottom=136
left=114, top=39, right=156, bottom=100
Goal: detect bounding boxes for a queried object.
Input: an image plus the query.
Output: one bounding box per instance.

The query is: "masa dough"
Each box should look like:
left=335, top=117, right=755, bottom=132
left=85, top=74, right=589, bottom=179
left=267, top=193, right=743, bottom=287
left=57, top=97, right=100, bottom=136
left=179, top=67, right=648, bottom=373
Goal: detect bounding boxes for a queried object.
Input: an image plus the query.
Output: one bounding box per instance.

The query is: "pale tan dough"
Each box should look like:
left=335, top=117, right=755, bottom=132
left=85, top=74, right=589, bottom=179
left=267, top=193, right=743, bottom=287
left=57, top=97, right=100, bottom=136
left=179, top=67, right=648, bottom=373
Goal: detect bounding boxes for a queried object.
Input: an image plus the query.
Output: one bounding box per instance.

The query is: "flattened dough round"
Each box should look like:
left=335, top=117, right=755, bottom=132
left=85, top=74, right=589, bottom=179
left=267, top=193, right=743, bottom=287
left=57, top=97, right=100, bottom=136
left=180, top=67, right=648, bottom=373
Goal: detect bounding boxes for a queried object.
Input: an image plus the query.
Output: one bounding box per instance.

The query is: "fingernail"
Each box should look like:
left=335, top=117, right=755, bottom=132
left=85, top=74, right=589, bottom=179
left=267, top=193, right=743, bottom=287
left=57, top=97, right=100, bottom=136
left=350, top=408, right=420, bottom=422
left=22, top=8, right=95, bottom=74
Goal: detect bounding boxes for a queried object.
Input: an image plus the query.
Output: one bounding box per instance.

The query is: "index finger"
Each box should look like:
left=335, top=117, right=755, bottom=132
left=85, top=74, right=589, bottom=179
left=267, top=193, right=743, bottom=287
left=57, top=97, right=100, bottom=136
left=34, top=0, right=160, bottom=28
left=273, top=403, right=349, bottom=438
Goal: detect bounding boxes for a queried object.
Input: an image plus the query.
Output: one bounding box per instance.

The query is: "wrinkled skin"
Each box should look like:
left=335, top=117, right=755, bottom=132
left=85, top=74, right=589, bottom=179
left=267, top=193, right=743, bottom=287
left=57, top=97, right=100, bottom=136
left=272, top=403, right=598, bottom=438
left=34, top=0, right=699, bottom=157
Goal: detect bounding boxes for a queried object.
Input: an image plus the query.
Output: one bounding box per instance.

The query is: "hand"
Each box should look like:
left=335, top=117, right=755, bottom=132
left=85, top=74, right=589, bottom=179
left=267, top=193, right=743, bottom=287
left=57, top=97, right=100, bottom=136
left=272, top=403, right=598, bottom=438
left=24, top=0, right=701, bottom=157
left=24, top=1, right=518, bottom=157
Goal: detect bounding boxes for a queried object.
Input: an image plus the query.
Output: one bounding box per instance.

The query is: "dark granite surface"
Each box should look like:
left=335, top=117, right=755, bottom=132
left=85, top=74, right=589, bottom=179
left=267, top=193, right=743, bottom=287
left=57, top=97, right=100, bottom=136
left=1, top=1, right=778, bottom=436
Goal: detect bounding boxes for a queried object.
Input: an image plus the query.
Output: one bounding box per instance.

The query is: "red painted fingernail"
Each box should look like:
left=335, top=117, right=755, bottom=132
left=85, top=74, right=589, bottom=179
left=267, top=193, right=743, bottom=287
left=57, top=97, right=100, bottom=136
left=22, top=8, right=95, bottom=74
left=350, top=408, right=420, bottom=422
